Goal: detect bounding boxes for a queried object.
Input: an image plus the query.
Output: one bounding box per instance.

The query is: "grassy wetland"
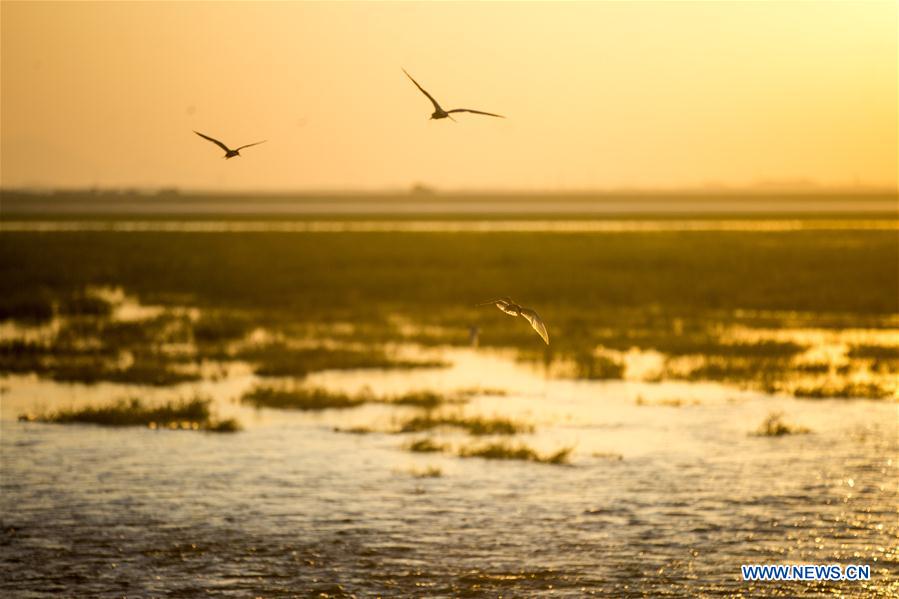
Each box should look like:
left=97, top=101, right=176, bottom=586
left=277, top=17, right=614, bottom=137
left=2, top=202, right=898, bottom=596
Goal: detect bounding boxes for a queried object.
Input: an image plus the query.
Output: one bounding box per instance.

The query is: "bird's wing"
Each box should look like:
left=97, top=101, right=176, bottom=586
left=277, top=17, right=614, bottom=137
left=476, top=298, right=505, bottom=306
left=446, top=108, right=505, bottom=118
left=235, top=140, right=267, bottom=151
left=519, top=308, right=549, bottom=344
left=403, top=69, right=442, bottom=112
left=194, top=131, right=232, bottom=152
left=477, top=297, right=518, bottom=315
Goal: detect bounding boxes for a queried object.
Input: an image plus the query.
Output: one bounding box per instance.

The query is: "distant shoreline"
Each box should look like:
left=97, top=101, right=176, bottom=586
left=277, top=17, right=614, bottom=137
left=2, top=189, right=896, bottom=217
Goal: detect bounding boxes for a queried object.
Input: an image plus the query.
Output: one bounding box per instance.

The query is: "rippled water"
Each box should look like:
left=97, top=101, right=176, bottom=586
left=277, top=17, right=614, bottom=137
left=2, top=348, right=897, bottom=597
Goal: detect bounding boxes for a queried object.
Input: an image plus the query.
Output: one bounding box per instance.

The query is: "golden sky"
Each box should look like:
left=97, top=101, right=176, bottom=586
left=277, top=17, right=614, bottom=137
left=1, top=1, right=896, bottom=191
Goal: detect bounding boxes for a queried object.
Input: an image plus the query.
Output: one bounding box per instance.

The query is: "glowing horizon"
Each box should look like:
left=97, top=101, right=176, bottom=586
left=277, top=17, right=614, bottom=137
left=2, top=1, right=896, bottom=192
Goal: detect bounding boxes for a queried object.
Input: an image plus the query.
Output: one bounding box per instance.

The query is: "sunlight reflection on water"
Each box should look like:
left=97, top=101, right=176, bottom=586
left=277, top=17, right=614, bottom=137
left=1, top=345, right=897, bottom=596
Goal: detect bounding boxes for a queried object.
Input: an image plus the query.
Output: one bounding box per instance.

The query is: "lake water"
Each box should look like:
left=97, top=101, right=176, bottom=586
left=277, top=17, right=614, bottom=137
left=2, top=345, right=897, bottom=597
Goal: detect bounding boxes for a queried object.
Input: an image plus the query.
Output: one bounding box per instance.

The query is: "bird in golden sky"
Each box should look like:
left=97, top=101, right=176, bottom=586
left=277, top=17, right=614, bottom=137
left=403, top=69, right=505, bottom=121
left=193, top=131, right=267, bottom=159
left=478, top=297, right=549, bottom=344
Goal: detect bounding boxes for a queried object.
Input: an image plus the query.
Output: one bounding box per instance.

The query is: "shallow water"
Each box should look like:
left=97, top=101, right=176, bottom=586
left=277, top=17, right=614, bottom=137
left=2, top=347, right=897, bottom=596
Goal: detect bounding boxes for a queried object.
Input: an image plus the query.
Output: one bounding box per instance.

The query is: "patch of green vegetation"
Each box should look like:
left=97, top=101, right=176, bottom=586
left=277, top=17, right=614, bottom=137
left=573, top=352, right=625, bottom=380
left=752, top=412, right=811, bottom=437
left=1, top=224, right=896, bottom=390
left=334, top=426, right=375, bottom=434
left=792, top=382, right=894, bottom=400
left=0, top=340, right=199, bottom=386
left=595, top=332, right=805, bottom=359
left=406, top=465, right=443, bottom=478
left=591, top=451, right=624, bottom=460
left=240, top=344, right=446, bottom=377
left=398, top=413, right=533, bottom=436
left=635, top=396, right=699, bottom=407
left=242, top=386, right=366, bottom=411
left=0, top=292, right=54, bottom=323
left=458, top=442, right=573, bottom=464
left=390, top=390, right=464, bottom=409
left=682, top=356, right=792, bottom=384
left=193, top=311, right=255, bottom=344
left=848, top=344, right=899, bottom=360
left=407, top=438, right=446, bottom=453
left=24, top=397, right=239, bottom=432
left=205, top=418, right=243, bottom=433
left=242, top=386, right=464, bottom=411
left=58, top=292, right=113, bottom=317
left=52, top=357, right=199, bottom=386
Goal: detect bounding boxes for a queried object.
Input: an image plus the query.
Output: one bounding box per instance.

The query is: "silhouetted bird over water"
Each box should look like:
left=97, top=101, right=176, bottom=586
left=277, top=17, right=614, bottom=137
left=478, top=297, right=549, bottom=344
left=403, top=69, right=505, bottom=121
left=193, top=131, right=266, bottom=159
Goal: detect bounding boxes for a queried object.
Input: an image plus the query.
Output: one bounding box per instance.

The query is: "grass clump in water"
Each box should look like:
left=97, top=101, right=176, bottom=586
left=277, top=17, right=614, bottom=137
left=573, top=352, right=625, bottom=380
left=792, top=382, right=894, bottom=400
left=241, top=344, right=447, bottom=377
left=0, top=292, right=54, bottom=323
left=407, top=438, right=446, bottom=453
left=58, top=291, right=113, bottom=317
left=458, top=441, right=573, bottom=464
left=847, top=344, right=899, bottom=360
left=390, top=390, right=466, bottom=409
left=242, top=386, right=366, bottom=411
left=635, top=396, right=700, bottom=408
left=24, top=397, right=240, bottom=432
left=753, top=411, right=811, bottom=437
left=398, top=413, right=533, bottom=436
left=242, top=385, right=466, bottom=411
left=405, top=465, right=443, bottom=478
left=48, top=354, right=200, bottom=387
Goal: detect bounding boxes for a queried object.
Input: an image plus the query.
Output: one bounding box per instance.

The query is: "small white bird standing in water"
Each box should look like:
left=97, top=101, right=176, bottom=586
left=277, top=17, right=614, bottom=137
left=403, top=69, right=505, bottom=121
left=193, top=131, right=266, bottom=159
left=478, top=297, right=549, bottom=345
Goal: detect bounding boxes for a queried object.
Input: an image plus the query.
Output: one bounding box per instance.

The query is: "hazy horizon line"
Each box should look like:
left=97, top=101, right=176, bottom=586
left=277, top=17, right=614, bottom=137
left=2, top=184, right=897, bottom=198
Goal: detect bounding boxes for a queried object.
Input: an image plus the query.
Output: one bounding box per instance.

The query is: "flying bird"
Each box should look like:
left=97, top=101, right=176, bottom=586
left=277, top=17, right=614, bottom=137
left=193, top=131, right=266, bottom=159
left=403, top=69, right=505, bottom=121
left=478, top=297, right=549, bottom=345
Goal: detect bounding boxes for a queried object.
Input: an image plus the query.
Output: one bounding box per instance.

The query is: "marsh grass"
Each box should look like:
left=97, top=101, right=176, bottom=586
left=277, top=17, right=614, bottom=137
left=54, top=358, right=200, bottom=386
left=192, top=311, right=255, bottom=344
left=405, top=465, right=443, bottom=478
left=0, top=292, right=54, bottom=323
left=573, top=352, right=625, bottom=380
left=0, top=339, right=200, bottom=386
left=398, top=413, right=533, bottom=436
left=591, top=451, right=624, bottom=460
left=240, top=344, right=447, bottom=377
left=407, top=438, right=446, bottom=453
left=635, top=396, right=700, bottom=408
left=753, top=412, right=811, bottom=436
left=2, top=227, right=896, bottom=391
left=792, top=382, right=894, bottom=400
left=58, top=292, right=113, bottom=317
left=243, top=385, right=467, bottom=411
left=389, top=390, right=466, bottom=408
left=25, top=397, right=240, bottom=432
left=243, top=386, right=366, bottom=410
left=458, top=441, right=573, bottom=464
left=334, top=426, right=376, bottom=434
left=682, top=356, right=791, bottom=384
left=848, top=344, right=899, bottom=360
